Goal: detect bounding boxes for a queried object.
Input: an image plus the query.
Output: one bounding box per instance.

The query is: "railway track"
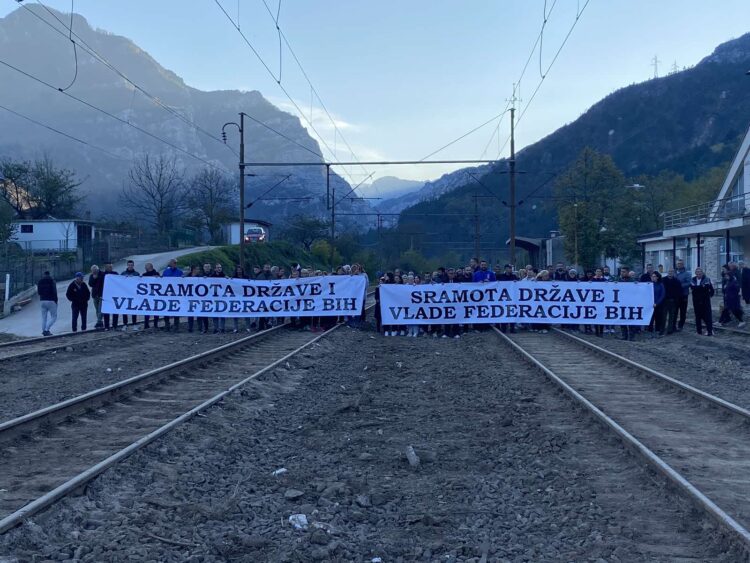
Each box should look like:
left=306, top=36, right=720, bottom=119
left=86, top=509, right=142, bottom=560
left=496, top=326, right=750, bottom=555
left=0, top=301, right=373, bottom=534
left=0, top=329, right=125, bottom=361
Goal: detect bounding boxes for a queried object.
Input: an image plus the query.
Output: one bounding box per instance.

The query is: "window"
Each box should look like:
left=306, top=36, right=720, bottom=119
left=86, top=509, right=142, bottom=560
left=20, top=224, right=33, bottom=234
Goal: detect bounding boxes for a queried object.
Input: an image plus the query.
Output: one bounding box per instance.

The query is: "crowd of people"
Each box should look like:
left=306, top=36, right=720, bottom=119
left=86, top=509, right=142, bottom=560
left=36, top=259, right=369, bottom=337
left=372, top=258, right=750, bottom=339
left=34, top=254, right=750, bottom=340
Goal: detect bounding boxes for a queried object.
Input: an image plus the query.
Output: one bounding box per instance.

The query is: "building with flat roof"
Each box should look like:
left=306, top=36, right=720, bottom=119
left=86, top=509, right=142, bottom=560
left=638, top=123, right=749, bottom=281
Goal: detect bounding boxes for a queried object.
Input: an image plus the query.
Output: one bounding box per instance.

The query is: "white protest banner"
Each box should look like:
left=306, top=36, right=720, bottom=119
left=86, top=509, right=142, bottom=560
left=379, top=281, right=654, bottom=325
left=102, top=275, right=368, bottom=318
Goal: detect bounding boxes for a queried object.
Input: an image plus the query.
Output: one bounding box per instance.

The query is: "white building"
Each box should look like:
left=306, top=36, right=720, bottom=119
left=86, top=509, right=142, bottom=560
left=639, top=122, right=749, bottom=281
left=10, top=218, right=95, bottom=252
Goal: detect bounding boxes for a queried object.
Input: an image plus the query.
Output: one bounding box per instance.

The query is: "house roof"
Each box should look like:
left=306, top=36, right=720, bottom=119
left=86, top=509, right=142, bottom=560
left=11, top=218, right=95, bottom=224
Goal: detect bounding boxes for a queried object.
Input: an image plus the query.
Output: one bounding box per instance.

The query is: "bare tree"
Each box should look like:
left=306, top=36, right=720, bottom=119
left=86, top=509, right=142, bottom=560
left=0, top=156, right=82, bottom=219
left=187, top=167, right=235, bottom=243
left=120, top=154, right=186, bottom=236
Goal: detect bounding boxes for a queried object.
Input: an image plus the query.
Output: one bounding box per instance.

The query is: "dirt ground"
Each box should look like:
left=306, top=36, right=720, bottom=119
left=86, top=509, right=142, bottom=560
left=0, top=330, right=248, bottom=421
left=0, top=326, right=739, bottom=562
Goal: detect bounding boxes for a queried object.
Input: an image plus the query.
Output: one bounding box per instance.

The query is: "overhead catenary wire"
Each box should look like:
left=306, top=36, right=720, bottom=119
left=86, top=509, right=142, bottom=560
left=259, top=0, right=370, bottom=180
left=431, top=0, right=560, bottom=162
left=494, top=0, right=591, bottom=158
left=22, top=0, right=237, bottom=157
left=0, top=57, right=226, bottom=172
left=0, top=103, right=126, bottom=161
left=213, top=0, right=362, bottom=188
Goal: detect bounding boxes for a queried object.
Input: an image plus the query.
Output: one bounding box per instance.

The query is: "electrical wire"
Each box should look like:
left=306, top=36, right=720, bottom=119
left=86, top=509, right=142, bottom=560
left=214, top=0, right=362, bottom=187
left=241, top=112, right=323, bottom=159
left=432, top=0, right=560, bottom=162
left=58, top=0, right=78, bottom=92
left=23, top=0, right=237, bottom=156
left=0, top=103, right=126, bottom=160
left=258, top=0, right=370, bottom=178
left=493, top=0, right=592, bottom=159
left=0, top=57, right=225, bottom=171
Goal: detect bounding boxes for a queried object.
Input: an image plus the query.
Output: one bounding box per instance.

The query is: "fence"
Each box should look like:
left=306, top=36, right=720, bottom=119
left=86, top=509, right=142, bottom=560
left=0, top=233, right=176, bottom=304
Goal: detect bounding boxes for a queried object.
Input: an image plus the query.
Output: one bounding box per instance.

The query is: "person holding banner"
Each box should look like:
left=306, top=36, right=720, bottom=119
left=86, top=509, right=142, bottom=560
left=120, top=260, right=140, bottom=330
left=650, top=272, right=666, bottom=337
left=142, top=263, right=161, bottom=330
left=161, top=259, right=183, bottom=332
left=101, top=263, right=119, bottom=331
left=231, top=265, right=252, bottom=333
left=185, top=265, right=202, bottom=333
left=497, top=264, right=517, bottom=334
left=211, top=263, right=228, bottom=334
left=472, top=261, right=496, bottom=283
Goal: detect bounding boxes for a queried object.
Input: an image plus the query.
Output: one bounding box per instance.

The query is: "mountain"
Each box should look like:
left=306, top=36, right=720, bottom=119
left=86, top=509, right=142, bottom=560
left=0, top=6, right=364, bottom=226
left=359, top=176, right=424, bottom=201
left=373, top=165, right=491, bottom=216
left=392, top=32, right=750, bottom=258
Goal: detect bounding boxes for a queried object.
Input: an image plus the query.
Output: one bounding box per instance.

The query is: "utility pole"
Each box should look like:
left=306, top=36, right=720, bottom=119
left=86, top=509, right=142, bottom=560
left=574, top=202, right=579, bottom=268
left=222, top=113, right=246, bottom=270
left=651, top=55, right=661, bottom=78
left=508, top=89, right=517, bottom=267
left=327, top=164, right=335, bottom=272
left=474, top=194, right=480, bottom=260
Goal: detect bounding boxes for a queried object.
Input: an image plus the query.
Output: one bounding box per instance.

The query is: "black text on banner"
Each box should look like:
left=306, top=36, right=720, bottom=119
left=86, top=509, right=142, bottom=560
left=101, top=275, right=368, bottom=318
left=379, top=281, right=654, bottom=325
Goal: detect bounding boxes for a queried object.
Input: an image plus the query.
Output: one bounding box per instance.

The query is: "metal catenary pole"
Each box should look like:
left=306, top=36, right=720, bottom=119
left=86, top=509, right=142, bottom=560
left=239, top=112, right=246, bottom=271
left=509, top=107, right=517, bottom=267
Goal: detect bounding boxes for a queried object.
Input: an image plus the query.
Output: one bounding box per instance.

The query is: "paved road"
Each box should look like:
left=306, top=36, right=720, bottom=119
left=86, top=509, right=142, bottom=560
left=0, top=247, right=214, bottom=338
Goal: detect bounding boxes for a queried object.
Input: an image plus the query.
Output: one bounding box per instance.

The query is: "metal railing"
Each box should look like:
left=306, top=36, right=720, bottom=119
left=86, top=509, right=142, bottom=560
left=663, top=192, right=749, bottom=230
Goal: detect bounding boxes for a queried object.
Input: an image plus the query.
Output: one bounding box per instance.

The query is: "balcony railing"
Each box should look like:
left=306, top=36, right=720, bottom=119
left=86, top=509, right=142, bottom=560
left=663, top=192, right=749, bottom=230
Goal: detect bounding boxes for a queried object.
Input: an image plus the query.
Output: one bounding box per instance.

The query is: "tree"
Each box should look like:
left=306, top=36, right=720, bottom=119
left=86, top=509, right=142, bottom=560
left=0, top=201, right=17, bottom=243
left=187, top=168, right=235, bottom=244
left=555, top=147, right=632, bottom=268
left=0, top=159, right=32, bottom=216
left=120, top=154, right=187, bottom=237
left=0, top=156, right=82, bottom=218
left=279, top=215, right=329, bottom=251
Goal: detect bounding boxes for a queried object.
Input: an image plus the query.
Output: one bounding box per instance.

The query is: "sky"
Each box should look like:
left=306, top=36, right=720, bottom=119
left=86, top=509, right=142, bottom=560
left=1, top=0, right=749, bottom=194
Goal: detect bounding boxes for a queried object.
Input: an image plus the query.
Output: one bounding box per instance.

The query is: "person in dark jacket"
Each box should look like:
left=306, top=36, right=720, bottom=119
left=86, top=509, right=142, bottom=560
left=720, top=273, right=745, bottom=328
left=674, top=259, right=691, bottom=331
left=66, top=272, right=91, bottom=332
left=37, top=271, right=58, bottom=336
left=591, top=268, right=607, bottom=337
left=741, top=261, right=750, bottom=307
left=141, top=262, right=161, bottom=330
left=552, top=262, right=567, bottom=281
left=662, top=268, right=682, bottom=334
left=649, top=272, right=666, bottom=336
left=691, top=267, right=715, bottom=336
left=88, top=265, right=105, bottom=329
left=100, top=263, right=119, bottom=331
left=639, top=263, right=654, bottom=283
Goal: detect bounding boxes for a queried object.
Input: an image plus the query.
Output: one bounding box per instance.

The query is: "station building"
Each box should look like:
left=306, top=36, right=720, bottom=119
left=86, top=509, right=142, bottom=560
left=638, top=123, right=750, bottom=281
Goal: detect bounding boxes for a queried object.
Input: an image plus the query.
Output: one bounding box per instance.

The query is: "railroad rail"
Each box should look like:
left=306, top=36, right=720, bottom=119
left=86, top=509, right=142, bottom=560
left=0, top=298, right=373, bottom=533
left=496, top=326, right=750, bottom=554
left=0, top=330, right=126, bottom=362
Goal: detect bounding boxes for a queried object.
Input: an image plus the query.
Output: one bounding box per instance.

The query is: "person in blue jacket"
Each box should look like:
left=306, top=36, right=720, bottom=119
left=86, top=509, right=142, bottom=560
left=472, top=260, right=496, bottom=283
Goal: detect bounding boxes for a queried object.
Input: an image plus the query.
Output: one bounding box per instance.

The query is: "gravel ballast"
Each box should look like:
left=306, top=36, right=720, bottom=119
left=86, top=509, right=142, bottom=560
left=0, top=330, right=249, bottom=421
left=0, top=327, right=739, bottom=562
